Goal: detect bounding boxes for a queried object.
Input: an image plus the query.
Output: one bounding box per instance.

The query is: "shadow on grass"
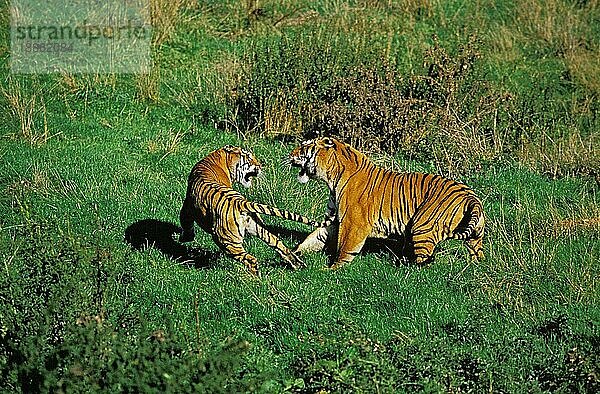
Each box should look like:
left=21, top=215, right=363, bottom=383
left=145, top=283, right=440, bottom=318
left=263, top=223, right=310, bottom=245
left=362, top=238, right=411, bottom=266
left=124, top=219, right=219, bottom=269
left=124, top=220, right=410, bottom=269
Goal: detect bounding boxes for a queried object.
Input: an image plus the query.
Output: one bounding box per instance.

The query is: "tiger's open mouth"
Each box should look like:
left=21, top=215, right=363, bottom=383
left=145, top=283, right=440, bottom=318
left=290, top=157, right=312, bottom=183
left=240, top=167, right=260, bottom=188
left=298, top=166, right=309, bottom=179
left=244, top=169, right=259, bottom=182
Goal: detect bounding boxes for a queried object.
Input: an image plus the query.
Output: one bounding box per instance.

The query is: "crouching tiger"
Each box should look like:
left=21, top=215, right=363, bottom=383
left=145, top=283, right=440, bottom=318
left=288, top=137, right=485, bottom=268
left=179, top=145, right=329, bottom=275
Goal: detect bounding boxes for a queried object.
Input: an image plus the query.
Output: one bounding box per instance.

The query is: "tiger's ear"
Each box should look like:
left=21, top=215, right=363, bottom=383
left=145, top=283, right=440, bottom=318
left=322, top=137, right=335, bottom=148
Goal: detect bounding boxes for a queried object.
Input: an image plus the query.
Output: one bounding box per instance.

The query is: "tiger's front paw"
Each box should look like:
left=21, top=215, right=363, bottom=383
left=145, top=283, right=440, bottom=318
left=244, top=256, right=260, bottom=277
left=284, top=251, right=306, bottom=270
left=328, top=261, right=345, bottom=271
left=415, top=254, right=434, bottom=265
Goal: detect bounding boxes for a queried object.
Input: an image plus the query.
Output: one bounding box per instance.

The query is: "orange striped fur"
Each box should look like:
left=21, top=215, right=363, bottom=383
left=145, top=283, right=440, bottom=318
left=289, top=137, right=485, bottom=268
left=179, top=145, right=326, bottom=275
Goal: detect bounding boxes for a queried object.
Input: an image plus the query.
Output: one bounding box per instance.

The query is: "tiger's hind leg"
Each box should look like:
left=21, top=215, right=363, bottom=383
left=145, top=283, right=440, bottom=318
left=213, top=234, right=260, bottom=276
left=465, top=235, right=484, bottom=261
left=212, top=216, right=260, bottom=275
left=408, top=203, right=447, bottom=264
left=411, top=236, right=436, bottom=265
left=179, top=197, right=196, bottom=242
left=465, top=214, right=485, bottom=261
left=409, top=227, right=443, bottom=265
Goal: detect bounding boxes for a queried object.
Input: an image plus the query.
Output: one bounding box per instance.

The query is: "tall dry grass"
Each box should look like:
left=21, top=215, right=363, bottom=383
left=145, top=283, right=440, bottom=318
left=228, top=31, right=520, bottom=176
left=518, top=129, right=600, bottom=180
left=136, top=67, right=161, bottom=103
left=263, top=90, right=303, bottom=137
left=149, top=0, right=196, bottom=46
left=565, top=47, right=600, bottom=96
left=1, top=77, right=49, bottom=145
left=514, top=0, right=596, bottom=53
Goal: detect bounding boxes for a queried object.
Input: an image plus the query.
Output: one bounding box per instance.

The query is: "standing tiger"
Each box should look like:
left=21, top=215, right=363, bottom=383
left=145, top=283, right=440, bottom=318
left=179, top=145, right=328, bottom=275
left=288, top=137, right=485, bottom=268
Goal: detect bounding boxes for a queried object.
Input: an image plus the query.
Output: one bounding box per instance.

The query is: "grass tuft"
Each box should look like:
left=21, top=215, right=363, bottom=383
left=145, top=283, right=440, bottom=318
left=1, top=77, right=49, bottom=144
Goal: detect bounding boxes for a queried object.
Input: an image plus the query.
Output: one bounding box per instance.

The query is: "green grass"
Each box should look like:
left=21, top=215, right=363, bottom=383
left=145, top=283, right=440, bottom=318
left=1, top=0, right=599, bottom=392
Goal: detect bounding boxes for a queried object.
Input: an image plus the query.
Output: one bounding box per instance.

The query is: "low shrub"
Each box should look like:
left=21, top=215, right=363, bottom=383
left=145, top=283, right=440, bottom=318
left=228, top=30, right=519, bottom=174
left=0, top=225, right=252, bottom=393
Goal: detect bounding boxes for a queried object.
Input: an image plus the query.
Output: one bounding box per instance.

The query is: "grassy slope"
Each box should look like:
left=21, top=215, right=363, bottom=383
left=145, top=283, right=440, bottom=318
left=1, top=0, right=599, bottom=392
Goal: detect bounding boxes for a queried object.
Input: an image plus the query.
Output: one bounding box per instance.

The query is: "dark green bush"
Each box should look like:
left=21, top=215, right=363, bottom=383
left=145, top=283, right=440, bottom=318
left=232, top=30, right=387, bottom=137
left=49, top=320, right=251, bottom=393
left=0, top=225, right=252, bottom=393
left=0, top=224, right=101, bottom=392
left=231, top=31, right=517, bottom=174
left=286, top=319, right=599, bottom=393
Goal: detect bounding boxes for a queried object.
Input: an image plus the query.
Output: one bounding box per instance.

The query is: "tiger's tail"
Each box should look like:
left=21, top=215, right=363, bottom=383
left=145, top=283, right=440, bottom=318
left=243, top=201, right=333, bottom=227
left=452, top=196, right=484, bottom=240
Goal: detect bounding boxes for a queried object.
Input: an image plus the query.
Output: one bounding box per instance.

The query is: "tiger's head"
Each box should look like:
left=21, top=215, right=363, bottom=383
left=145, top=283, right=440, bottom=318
left=222, top=145, right=262, bottom=188
left=288, top=137, right=339, bottom=184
